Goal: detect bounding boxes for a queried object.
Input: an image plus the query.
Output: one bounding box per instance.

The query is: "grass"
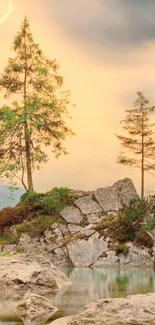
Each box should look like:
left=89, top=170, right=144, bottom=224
left=15, top=215, right=62, bottom=237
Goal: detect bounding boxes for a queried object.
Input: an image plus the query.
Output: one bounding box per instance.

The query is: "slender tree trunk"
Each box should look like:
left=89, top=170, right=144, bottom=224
left=24, top=29, right=34, bottom=191
left=141, top=105, right=144, bottom=199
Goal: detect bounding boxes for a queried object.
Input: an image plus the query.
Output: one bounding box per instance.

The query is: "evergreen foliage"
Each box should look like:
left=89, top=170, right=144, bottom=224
left=116, top=91, right=155, bottom=198
left=0, top=17, right=74, bottom=190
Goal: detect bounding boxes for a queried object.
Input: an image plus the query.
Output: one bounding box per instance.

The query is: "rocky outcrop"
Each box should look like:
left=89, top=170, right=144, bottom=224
left=16, top=292, right=58, bottom=325
left=67, top=238, right=108, bottom=267
left=0, top=256, right=71, bottom=293
left=113, top=178, right=139, bottom=207
left=69, top=293, right=155, bottom=325
left=1, top=178, right=144, bottom=268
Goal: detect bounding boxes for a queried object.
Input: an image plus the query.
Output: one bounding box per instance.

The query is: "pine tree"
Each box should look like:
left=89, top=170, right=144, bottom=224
left=116, top=91, right=155, bottom=198
left=0, top=17, right=74, bottom=191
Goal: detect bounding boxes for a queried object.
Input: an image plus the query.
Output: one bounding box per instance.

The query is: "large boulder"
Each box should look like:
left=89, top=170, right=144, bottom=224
left=16, top=292, right=58, bottom=325
left=0, top=256, right=71, bottom=292
left=60, top=207, right=83, bottom=224
left=113, top=178, right=139, bottom=206
left=74, top=196, right=102, bottom=215
left=94, top=178, right=139, bottom=212
left=69, top=293, right=155, bottom=325
left=67, top=238, right=108, bottom=267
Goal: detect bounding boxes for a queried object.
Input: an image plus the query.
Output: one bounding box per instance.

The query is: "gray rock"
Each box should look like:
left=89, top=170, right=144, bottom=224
left=18, top=234, right=35, bottom=253
left=51, top=223, right=59, bottom=229
left=79, top=225, right=95, bottom=237
left=68, top=224, right=83, bottom=233
left=69, top=293, right=155, bottom=325
left=16, top=292, right=58, bottom=325
left=44, top=229, right=56, bottom=244
left=75, top=196, right=102, bottom=215
left=59, top=224, right=68, bottom=234
left=94, top=187, right=121, bottom=212
left=67, top=238, right=108, bottom=267
left=93, top=243, right=153, bottom=267
left=113, top=178, right=139, bottom=206
left=0, top=256, right=71, bottom=291
left=87, top=214, right=101, bottom=224
left=2, top=244, right=17, bottom=254
left=60, top=207, right=83, bottom=224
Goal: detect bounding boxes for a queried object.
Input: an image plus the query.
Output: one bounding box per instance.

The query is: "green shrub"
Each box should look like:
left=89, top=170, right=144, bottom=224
left=115, top=244, right=129, bottom=256
left=125, top=199, right=148, bottom=222
left=144, top=219, right=155, bottom=230
left=42, top=187, right=72, bottom=215
left=21, top=190, right=40, bottom=202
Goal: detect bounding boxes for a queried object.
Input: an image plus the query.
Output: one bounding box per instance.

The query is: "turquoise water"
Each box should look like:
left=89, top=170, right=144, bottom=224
left=1, top=267, right=155, bottom=324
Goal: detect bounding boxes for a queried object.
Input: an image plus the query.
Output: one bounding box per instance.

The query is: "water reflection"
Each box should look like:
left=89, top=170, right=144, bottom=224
left=55, top=267, right=155, bottom=315
left=1, top=267, right=155, bottom=324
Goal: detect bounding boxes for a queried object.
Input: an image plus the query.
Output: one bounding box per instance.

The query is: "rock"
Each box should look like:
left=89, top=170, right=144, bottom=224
left=60, top=207, right=83, bottom=224
left=79, top=225, right=95, bottom=237
left=68, top=224, right=83, bottom=233
left=92, top=243, right=153, bottom=267
left=59, top=224, right=68, bottom=234
left=18, top=234, right=35, bottom=253
left=87, top=214, right=101, bottom=224
left=16, top=292, right=58, bottom=325
left=69, top=293, right=155, bottom=325
left=92, top=250, right=119, bottom=267
left=49, top=316, right=73, bottom=325
left=67, top=238, right=108, bottom=266
left=75, top=196, right=102, bottom=215
left=113, top=178, right=139, bottom=206
left=2, top=244, right=17, bottom=254
left=94, top=187, right=121, bottom=212
left=0, top=256, right=71, bottom=292
left=44, top=229, right=56, bottom=244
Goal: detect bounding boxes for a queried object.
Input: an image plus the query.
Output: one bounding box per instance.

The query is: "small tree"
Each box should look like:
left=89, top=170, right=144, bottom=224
left=116, top=91, right=155, bottom=198
left=0, top=17, right=74, bottom=191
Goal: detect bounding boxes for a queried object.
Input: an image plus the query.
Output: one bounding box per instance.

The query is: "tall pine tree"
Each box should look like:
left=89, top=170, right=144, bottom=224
left=0, top=17, right=74, bottom=191
left=116, top=91, right=155, bottom=198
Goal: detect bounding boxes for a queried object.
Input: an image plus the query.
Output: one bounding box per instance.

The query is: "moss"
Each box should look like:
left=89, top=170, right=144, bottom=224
left=2, top=229, right=20, bottom=244
left=115, top=244, right=129, bottom=256
left=16, top=247, right=25, bottom=253
left=15, top=215, right=62, bottom=237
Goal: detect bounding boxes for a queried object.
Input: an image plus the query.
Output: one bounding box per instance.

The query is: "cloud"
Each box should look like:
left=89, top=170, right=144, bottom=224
left=49, top=0, right=155, bottom=49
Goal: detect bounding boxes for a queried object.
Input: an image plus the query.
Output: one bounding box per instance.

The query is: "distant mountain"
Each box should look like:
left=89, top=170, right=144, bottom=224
left=0, top=186, right=25, bottom=209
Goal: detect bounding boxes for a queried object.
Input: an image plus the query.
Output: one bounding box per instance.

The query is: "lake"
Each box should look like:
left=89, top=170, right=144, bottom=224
left=1, top=267, right=155, bottom=324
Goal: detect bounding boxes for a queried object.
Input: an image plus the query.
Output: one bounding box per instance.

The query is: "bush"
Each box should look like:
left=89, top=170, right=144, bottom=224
left=134, top=229, right=154, bottom=248
left=42, top=187, right=72, bottom=215
left=115, top=244, right=129, bottom=256
left=0, top=206, right=29, bottom=234
left=124, top=199, right=148, bottom=222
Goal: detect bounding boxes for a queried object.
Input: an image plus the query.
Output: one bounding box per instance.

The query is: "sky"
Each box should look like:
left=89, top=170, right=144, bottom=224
left=0, top=0, right=155, bottom=195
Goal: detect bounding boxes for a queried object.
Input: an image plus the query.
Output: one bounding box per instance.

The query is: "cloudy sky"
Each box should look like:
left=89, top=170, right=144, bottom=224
left=1, top=0, right=155, bottom=195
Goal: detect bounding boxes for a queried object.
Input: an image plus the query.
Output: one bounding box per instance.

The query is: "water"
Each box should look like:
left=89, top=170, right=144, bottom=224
left=1, top=267, right=155, bottom=324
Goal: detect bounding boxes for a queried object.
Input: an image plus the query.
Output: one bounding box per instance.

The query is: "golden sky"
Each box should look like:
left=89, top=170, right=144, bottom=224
left=1, top=0, right=155, bottom=194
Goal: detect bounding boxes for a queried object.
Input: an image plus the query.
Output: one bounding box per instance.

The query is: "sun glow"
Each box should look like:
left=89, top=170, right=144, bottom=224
left=0, top=0, right=13, bottom=24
